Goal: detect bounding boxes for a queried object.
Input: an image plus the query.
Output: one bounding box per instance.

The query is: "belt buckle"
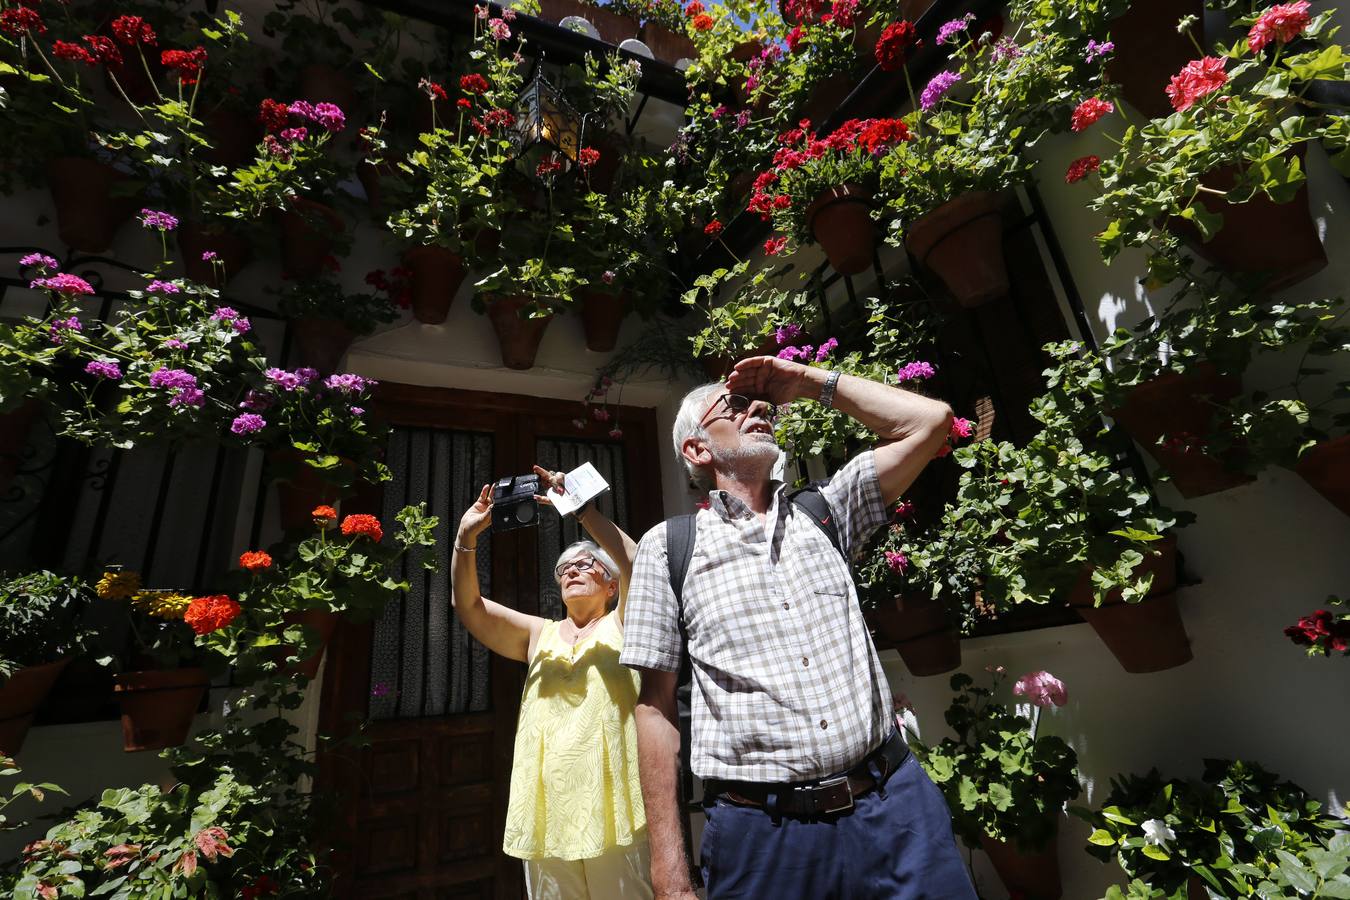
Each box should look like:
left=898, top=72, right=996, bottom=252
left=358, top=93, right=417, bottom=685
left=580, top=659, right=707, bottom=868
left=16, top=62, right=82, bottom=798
left=814, top=775, right=854, bottom=814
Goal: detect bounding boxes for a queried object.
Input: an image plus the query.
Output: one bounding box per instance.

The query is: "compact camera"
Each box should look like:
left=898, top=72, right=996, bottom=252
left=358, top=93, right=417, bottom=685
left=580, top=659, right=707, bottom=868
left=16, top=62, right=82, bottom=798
left=492, top=474, right=540, bottom=531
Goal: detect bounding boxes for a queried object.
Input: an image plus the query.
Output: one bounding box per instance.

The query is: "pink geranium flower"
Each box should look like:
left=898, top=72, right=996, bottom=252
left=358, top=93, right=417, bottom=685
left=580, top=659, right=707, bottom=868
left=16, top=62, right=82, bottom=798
left=1013, top=670, right=1068, bottom=707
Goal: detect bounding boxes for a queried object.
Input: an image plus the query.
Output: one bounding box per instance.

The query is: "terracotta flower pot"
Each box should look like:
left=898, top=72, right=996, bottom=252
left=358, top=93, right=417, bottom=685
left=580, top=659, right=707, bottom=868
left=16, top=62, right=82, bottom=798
left=403, top=245, right=466, bottom=325
left=1295, top=435, right=1350, bottom=518
left=485, top=295, right=554, bottom=370
left=1071, top=592, right=1193, bottom=674
left=202, top=106, right=260, bottom=170
left=640, top=22, right=696, bottom=64
left=178, top=220, right=251, bottom=286
left=805, top=183, right=876, bottom=276
left=0, top=658, right=70, bottom=756
left=104, top=48, right=163, bottom=105
left=579, top=289, right=629, bottom=352
left=1107, top=0, right=1203, bottom=120
left=905, top=191, right=1009, bottom=308
left=270, top=450, right=352, bottom=532
left=1188, top=876, right=1212, bottom=900
left=290, top=317, right=356, bottom=375
left=1110, top=364, right=1254, bottom=498
left=979, top=826, right=1062, bottom=900
left=298, top=63, right=355, bottom=111
left=871, top=594, right=960, bottom=676
left=539, top=0, right=639, bottom=44
left=277, top=609, right=341, bottom=680
left=279, top=198, right=345, bottom=279
left=801, top=72, right=855, bottom=126
left=45, top=157, right=136, bottom=252
left=1178, top=152, right=1326, bottom=292
left=0, top=398, right=41, bottom=499
left=112, top=668, right=209, bottom=752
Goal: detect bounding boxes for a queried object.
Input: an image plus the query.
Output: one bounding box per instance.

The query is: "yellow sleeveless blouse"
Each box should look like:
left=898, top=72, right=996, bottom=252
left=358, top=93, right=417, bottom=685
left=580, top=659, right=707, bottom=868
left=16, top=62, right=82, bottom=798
left=502, top=612, right=646, bottom=860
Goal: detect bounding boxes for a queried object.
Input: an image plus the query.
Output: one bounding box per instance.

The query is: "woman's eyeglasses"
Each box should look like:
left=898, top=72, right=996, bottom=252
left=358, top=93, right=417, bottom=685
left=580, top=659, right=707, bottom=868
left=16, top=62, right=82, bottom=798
left=699, top=393, right=778, bottom=427
left=555, top=556, right=607, bottom=579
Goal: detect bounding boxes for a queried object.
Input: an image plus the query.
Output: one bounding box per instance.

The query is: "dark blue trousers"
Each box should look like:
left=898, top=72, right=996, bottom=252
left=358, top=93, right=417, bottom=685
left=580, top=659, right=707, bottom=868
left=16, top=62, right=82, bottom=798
left=700, top=754, right=977, bottom=899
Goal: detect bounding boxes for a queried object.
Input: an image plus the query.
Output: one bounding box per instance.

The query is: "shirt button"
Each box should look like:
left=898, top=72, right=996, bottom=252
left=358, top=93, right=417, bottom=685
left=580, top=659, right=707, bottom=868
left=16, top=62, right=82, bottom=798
left=820, top=719, right=828, bottom=730
left=801, top=657, right=809, bottom=667
left=782, top=602, right=790, bottom=610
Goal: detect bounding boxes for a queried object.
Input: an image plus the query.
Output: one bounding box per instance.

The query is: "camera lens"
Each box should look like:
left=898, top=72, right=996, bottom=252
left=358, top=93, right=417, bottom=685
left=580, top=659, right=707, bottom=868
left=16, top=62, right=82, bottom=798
left=516, top=503, right=536, bottom=525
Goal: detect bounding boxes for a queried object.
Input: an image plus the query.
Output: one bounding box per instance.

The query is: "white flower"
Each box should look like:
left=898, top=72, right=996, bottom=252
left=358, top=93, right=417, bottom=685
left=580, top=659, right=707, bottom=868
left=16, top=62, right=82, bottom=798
left=1142, top=819, right=1176, bottom=848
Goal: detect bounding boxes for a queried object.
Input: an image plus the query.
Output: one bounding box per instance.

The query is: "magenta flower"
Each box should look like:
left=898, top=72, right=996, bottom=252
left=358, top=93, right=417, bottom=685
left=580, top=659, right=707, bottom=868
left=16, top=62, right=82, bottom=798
left=312, top=102, right=345, bottom=132
left=324, top=373, right=374, bottom=394
left=47, top=316, right=82, bottom=344
left=31, top=273, right=94, bottom=296
left=201, top=250, right=218, bottom=262
left=608, top=426, right=623, bottom=439
left=239, top=389, right=272, bottom=411
left=350, top=406, right=365, bottom=416
left=920, top=70, right=961, bottom=110
left=884, top=550, right=909, bottom=575
left=265, top=367, right=305, bottom=391
left=149, top=367, right=197, bottom=391
left=139, top=208, right=179, bottom=231
left=279, top=126, right=308, bottom=143
left=1085, top=39, right=1114, bottom=62
left=1013, top=670, right=1068, bottom=707
left=19, top=252, right=59, bottom=271
left=895, top=500, right=914, bottom=519
left=163, top=338, right=188, bottom=350
left=774, top=323, right=803, bottom=345
left=169, top=387, right=204, bottom=408
left=897, top=361, right=937, bottom=383
left=592, top=407, right=611, bottom=422
left=84, top=359, right=122, bottom=380
left=601, top=270, right=616, bottom=284
left=489, top=17, right=510, bottom=40
left=991, top=38, right=1023, bottom=61
left=296, top=367, right=318, bottom=383
left=815, top=337, right=839, bottom=361
left=146, top=280, right=180, bottom=295
left=230, top=412, right=266, bottom=435
left=287, top=100, right=316, bottom=120
left=935, top=13, right=974, bottom=45
left=211, top=306, right=240, bottom=322
left=231, top=317, right=251, bottom=334
left=950, top=417, right=974, bottom=440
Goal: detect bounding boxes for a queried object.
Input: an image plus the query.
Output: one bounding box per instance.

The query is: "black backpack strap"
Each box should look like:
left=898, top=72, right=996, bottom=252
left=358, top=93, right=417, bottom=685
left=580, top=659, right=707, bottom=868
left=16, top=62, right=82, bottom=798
left=788, top=482, right=843, bottom=559
left=666, top=513, right=697, bottom=607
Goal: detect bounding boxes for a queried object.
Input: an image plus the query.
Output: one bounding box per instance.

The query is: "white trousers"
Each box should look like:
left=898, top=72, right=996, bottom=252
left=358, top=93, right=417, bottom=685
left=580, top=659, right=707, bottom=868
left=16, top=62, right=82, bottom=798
left=523, top=838, right=654, bottom=900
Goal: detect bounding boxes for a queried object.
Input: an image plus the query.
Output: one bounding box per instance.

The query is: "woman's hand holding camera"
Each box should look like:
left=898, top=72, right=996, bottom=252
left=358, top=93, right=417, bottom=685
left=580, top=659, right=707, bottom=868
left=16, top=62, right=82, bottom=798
left=531, top=464, right=567, bottom=508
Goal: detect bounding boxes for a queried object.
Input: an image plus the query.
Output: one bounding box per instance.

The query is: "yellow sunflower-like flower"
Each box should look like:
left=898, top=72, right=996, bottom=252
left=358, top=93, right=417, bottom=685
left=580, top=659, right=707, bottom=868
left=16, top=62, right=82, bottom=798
left=129, top=591, right=193, bottom=620
left=96, top=570, right=142, bottom=600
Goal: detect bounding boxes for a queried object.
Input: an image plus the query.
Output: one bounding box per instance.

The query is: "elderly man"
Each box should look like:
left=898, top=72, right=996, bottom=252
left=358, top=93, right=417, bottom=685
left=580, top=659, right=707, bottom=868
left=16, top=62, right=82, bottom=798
left=620, top=355, right=977, bottom=899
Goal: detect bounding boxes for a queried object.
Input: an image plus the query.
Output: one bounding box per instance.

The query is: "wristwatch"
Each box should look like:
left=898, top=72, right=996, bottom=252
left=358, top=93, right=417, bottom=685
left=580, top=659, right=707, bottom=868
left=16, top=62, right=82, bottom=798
left=819, top=370, right=842, bottom=409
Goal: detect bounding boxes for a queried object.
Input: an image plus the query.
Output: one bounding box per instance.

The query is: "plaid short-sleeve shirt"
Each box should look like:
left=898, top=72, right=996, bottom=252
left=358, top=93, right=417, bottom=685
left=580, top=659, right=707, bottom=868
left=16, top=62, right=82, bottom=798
left=620, top=450, right=894, bottom=783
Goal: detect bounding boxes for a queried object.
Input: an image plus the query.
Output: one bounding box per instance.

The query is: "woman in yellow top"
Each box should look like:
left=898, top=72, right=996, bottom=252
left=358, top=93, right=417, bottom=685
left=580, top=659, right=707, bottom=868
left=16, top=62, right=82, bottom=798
left=452, top=465, right=652, bottom=900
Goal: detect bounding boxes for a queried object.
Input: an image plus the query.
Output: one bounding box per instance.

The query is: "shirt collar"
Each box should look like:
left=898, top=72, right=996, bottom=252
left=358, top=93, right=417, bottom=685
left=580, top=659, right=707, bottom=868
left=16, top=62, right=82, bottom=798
left=706, top=481, right=786, bottom=520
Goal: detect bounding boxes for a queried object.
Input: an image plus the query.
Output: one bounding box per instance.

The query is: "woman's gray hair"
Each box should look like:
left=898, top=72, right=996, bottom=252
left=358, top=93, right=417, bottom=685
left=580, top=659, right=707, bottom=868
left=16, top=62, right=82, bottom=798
left=554, top=540, right=618, bottom=586
left=672, top=382, right=723, bottom=489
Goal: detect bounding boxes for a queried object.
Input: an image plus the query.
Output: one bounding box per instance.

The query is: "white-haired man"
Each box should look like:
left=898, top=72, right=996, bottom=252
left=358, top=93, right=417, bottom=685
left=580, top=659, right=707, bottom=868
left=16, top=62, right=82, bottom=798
left=620, top=356, right=977, bottom=899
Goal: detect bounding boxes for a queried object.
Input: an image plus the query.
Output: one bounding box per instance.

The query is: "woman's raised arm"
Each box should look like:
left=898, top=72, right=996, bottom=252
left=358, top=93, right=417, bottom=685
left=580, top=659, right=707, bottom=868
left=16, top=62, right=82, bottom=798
left=533, top=465, right=638, bottom=624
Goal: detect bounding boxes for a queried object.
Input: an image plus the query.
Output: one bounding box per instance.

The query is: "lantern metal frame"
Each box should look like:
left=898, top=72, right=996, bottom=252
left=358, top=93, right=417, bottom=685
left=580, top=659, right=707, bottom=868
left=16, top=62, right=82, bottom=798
left=510, top=57, right=589, bottom=173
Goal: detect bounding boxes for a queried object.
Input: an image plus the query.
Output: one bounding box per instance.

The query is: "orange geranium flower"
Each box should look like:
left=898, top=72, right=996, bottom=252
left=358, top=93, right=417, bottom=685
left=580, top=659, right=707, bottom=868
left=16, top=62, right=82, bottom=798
left=340, top=513, right=384, bottom=542
left=239, top=550, right=272, bottom=571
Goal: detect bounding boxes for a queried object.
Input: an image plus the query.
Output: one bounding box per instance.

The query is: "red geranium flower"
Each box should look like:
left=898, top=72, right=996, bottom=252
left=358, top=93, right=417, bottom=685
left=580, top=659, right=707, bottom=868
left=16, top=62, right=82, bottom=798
left=786, top=25, right=804, bottom=53
left=875, top=20, right=920, bottom=72
left=1248, top=1, right=1311, bottom=53
left=684, top=0, right=705, bottom=15
left=1165, top=57, right=1228, bottom=112
left=110, top=14, right=156, bottom=46
left=184, top=594, right=242, bottom=635
left=1065, top=154, right=1101, bottom=184
left=0, top=7, right=45, bottom=36
left=312, top=505, right=338, bottom=525
left=258, top=98, right=290, bottom=133
left=704, top=220, right=724, bottom=238
left=161, top=46, right=207, bottom=85
left=535, top=155, right=564, bottom=178
left=83, top=34, right=122, bottom=66
left=239, top=550, right=273, bottom=571
left=484, top=108, right=514, bottom=129
left=857, top=118, right=911, bottom=154
left=1070, top=97, right=1113, bottom=132
left=764, top=235, right=788, bottom=255
left=692, top=13, right=714, bottom=31
left=459, top=73, right=490, bottom=95
left=457, top=97, right=472, bottom=109
left=421, top=78, right=448, bottom=101
left=242, top=876, right=280, bottom=900
left=577, top=146, right=601, bottom=168
left=52, top=41, right=96, bottom=65
left=340, top=513, right=384, bottom=542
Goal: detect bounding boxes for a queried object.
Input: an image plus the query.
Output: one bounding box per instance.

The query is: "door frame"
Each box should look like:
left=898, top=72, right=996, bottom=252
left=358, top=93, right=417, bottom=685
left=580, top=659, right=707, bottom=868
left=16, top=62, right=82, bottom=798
left=316, top=381, right=665, bottom=898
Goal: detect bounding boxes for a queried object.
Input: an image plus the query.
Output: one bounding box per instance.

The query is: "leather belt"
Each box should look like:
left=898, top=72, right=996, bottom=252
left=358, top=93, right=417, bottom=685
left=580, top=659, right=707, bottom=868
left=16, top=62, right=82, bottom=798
left=704, top=730, right=909, bottom=818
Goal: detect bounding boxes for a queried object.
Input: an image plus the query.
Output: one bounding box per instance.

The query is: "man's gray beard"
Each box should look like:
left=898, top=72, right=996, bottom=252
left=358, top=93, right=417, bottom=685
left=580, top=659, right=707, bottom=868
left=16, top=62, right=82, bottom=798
left=709, top=434, right=781, bottom=479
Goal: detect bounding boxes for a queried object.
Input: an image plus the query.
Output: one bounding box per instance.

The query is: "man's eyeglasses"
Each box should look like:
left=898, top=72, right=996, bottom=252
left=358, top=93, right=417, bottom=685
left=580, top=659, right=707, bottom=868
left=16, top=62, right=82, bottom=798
left=699, top=393, right=778, bottom=428
left=554, top=556, right=607, bottom=579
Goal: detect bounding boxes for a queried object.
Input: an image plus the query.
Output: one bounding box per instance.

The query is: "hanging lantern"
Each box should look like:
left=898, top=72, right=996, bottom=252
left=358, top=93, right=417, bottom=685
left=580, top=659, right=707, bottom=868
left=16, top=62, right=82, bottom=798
left=511, top=67, right=584, bottom=175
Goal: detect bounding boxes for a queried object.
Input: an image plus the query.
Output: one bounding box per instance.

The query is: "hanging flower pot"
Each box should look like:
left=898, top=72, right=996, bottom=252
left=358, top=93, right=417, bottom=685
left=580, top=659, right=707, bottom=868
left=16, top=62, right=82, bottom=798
left=1106, top=0, right=1203, bottom=120
left=485, top=295, right=554, bottom=370
left=905, top=191, right=1009, bottom=308
left=45, top=157, right=136, bottom=252
left=277, top=609, right=341, bottom=680
left=805, top=183, right=876, bottom=276
left=1295, top=435, right=1350, bottom=518
left=872, top=594, right=960, bottom=676
left=202, top=106, right=260, bottom=170
left=178, top=220, right=251, bottom=286
left=112, top=667, right=209, bottom=752
left=979, top=824, right=1063, bottom=900
left=579, top=288, right=629, bottom=353
left=0, top=398, right=41, bottom=499
left=640, top=22, right=696, bottom=64
left=539, top=0, right=639, bottom=44
left=269, top=449, right=352, bottom=532
left=1178, top=151, right=1326, bottom=292
left=298, top=63, right=356, bottom=111
left=1110, top=364, right=1253, bottom=498
left=279, top=197, right=345, bottom=279
left=402, top=245, right=466, bottom=325
left=0, top=658, right=70, bottom=756
left=290, top=317, right=356, bottom=375
left=801, top=73, right=855, bottom=126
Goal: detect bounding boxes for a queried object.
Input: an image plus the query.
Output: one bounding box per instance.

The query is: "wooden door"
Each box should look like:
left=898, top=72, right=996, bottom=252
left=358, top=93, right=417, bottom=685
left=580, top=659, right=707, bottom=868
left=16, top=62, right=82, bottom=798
left=318, top=383, right=664, bottom=900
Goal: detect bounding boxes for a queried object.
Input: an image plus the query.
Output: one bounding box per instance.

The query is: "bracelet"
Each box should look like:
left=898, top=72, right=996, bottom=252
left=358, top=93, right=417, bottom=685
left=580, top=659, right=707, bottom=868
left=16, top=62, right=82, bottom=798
left=818, top=369, right=842, bottom=409
left=454, top=543, right=476, bottom=553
